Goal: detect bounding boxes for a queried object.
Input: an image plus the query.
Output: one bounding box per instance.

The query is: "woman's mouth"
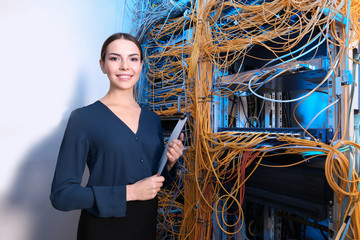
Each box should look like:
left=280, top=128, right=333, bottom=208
left=116, top=75, right=132, bottom=80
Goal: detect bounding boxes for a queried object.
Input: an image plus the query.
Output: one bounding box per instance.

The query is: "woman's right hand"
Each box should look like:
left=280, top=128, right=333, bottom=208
left=126, top=174, right=165, bottom=201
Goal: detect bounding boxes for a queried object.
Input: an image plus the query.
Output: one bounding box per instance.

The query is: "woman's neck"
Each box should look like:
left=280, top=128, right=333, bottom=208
left=101, top=88, right=137, bottom=107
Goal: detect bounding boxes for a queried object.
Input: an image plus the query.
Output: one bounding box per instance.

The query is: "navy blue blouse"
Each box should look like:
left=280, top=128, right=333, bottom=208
left=50, top=100, right=168, bottom=218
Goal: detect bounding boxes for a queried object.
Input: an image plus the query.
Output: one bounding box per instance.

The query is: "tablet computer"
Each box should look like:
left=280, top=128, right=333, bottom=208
left=157, top=115, right=188, bottom=174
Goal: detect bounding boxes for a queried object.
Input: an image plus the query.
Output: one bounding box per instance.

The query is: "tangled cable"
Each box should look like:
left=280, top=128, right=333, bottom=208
left=132, top=0, right=360, bottom=239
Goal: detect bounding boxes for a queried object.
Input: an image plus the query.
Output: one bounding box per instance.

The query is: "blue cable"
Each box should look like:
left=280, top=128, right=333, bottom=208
left=261, top=27, right=326, bottom=70
left=247, top=34, right=327, bottom=97
left=340, top=219, right=351, bottom=240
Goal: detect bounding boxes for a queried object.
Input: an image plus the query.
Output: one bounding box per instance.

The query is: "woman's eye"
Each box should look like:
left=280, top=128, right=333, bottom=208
left=110, top=57, right=118, bottom=61
left=130, top=57, right=139, bottom=62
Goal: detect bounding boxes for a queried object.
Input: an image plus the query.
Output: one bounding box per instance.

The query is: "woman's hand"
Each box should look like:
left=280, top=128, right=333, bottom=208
left=166, top=133, right=185, bottom=171
left=126, top=175, right=165, bottom=201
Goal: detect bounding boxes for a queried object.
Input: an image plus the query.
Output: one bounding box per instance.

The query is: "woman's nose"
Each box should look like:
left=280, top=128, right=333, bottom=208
left=120, top=60, right=129, bottom=70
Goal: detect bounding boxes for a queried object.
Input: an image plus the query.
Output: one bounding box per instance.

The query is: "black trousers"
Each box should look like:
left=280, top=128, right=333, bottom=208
left=77, top=198, right=158, bottom=240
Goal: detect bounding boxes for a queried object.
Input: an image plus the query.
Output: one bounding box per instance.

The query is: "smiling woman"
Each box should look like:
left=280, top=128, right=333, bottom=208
left=49, top=33, right=184, bottom=240
left=99, top=34, right=144, bottom=137
left=100, top=38, right=143, bottom=95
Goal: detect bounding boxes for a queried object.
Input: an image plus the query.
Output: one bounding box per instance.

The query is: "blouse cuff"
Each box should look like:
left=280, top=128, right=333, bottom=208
left=91, top=185, right=126, bottom=218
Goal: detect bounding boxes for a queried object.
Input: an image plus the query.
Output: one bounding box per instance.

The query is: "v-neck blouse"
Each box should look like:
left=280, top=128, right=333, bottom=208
left=98, top=100, right=142, bottom=135
left=50, top=101, right=165, bottom=218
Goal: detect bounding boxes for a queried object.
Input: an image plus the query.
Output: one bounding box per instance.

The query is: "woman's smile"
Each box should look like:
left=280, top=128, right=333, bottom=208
left=116, top=74, right=133, bottom=80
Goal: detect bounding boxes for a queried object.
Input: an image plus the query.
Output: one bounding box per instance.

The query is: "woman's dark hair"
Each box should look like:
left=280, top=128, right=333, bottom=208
left=100, top=33, right=143, bottom=62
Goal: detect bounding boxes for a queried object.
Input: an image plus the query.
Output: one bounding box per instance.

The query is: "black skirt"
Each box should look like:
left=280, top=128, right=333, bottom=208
left=77, top=198, right=158, bottom=240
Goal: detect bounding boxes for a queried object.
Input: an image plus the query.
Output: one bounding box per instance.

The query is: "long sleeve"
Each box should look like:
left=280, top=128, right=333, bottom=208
left=50, top=110, right=127, bottom=217
left=50, top=102, right=165, bottom=218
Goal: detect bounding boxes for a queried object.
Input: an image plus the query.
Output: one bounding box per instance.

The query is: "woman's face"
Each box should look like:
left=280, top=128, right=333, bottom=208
left=100, top=39, right=143, bottom=92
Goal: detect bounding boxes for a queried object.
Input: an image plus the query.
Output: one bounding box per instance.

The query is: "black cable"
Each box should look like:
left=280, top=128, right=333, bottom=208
left=228, top=97, right=236, bottom=127
left=239, top=95, right=255, bottom=128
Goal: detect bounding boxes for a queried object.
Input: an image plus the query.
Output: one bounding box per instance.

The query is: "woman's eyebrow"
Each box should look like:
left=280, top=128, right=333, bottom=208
left=108, top=53, right=121, bottom=56
left=108, top=53, right=139, bottom=57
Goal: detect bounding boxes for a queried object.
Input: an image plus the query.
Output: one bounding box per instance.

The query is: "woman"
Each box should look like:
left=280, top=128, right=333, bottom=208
left=50, top=33, right=184, bottom=240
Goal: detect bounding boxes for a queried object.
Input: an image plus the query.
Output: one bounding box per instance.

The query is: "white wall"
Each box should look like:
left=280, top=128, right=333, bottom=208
left=0, top=1, right=134, bottom=239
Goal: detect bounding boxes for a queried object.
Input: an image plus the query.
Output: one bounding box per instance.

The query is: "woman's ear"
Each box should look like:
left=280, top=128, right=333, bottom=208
left=99, top=59, right=106, bottom=74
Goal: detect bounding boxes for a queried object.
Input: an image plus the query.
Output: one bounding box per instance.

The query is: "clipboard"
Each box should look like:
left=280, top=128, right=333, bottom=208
left=157, top=115, right=188, bottom=174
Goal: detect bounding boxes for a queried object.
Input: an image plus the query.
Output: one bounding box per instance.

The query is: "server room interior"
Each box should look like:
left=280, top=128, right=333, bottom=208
left=129, top=0, right=360, bottom=239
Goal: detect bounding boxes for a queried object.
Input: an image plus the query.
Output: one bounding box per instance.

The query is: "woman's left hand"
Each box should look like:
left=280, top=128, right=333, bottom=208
left=166, top=133, right=185, bottom=171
